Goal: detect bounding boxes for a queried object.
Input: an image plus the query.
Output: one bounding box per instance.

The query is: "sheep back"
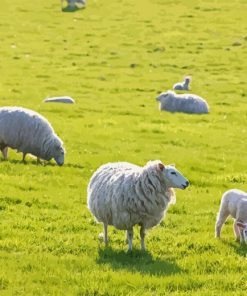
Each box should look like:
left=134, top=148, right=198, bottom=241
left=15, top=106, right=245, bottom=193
left=158, top=91, right=209, bottom=114
left=221, top=189, right=247, bottom=220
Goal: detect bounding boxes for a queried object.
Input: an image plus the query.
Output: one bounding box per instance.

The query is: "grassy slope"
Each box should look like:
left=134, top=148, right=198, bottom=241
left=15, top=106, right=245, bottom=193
left=0, top=0, right=247, bottom=295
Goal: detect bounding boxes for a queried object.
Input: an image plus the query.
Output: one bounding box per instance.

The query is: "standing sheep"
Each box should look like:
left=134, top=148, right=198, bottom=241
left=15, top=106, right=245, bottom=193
left=61, top=0, right=86, bottom=9
left=173, top=76, right=191, bottom=91
left=156, top=90, right=209, bottom=114
left=215, top=189, right=247, bottom=244
left=0, top=107, right=65, bottom=166
left=87, top=160, right=189, bottom=251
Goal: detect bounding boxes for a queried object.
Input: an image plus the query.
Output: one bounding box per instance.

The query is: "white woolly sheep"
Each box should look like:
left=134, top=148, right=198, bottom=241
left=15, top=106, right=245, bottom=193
left=173, top=76, right=191, bottom=91
left=0, top=107, right=65, bottom=166
left=43, top=96, right=75, bottom=104
left=61, top=0, right=86, bottom=8
left=215, top=189, right=247, bottom=244
left=156, top=90, right=209, bottom=114
left=87, top=160, right=189, bottom=251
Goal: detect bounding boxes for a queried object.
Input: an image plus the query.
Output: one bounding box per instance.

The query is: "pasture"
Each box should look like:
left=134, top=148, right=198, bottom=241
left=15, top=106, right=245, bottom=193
left=0, top=0, right=247, bottom=295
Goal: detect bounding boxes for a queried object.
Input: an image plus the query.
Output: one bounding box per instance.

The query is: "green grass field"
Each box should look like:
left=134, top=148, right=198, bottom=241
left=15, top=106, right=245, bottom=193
left=1, top=0, right=247, bottom=295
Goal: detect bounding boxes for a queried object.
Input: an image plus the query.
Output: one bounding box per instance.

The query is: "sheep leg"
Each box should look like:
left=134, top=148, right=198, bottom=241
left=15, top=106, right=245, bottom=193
left=239, top=229, right=245, bottom=244
left=1, top=147, right=8, bottom=160
left=103, top=223, right=108, bottom=246
left=233, top=220, right=240, bottom=241
left=22, top=153, right=27, bottom=163
left=140, top=225, right=146, bottom=251
left=127, top=228, right=133, bottom=252
left=215, top=211, right=229, bottom=238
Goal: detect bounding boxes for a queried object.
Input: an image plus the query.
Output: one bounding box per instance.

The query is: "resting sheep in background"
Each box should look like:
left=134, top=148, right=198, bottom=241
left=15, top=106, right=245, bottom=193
left=215, top=189, right=247, bottom=244
left=173, top=76, right=191, bottom=91
left=87, top=160, right=189, bottom=251
left=0, top=107, right=65, bottom=166
left=43, top=96, right=75, bottom=104
left=156, top=90, right=209, bottom=114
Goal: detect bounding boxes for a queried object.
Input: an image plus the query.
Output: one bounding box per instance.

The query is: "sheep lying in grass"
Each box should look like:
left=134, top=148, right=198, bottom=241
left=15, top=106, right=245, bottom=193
left=0, top=107, right=65, bottom=166
left=43, top=96, right=75, bottom=104
left=173, top=76, right=191, bottom=91
left=215, top=189, right=247, bottom=244
left=87, top=160, right=189, bottom=251
left=156, top=90, right=209, bottom=114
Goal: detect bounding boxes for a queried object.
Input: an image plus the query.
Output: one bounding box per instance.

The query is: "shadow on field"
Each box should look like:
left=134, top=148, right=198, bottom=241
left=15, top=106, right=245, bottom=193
left=227, top=241, right=247, bottom=257
left=97, top=247, right=182, bottom=276
left=1, top=158, right=84, bottom=169
left=3, top=159, right=56, bottom=166
left=65, top=163, right=84, bottom=169
left=62, top=6, right=85, bottom=13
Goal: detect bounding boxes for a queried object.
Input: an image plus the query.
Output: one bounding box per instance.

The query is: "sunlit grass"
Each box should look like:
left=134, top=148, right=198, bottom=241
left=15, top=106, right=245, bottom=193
left=0, top=0, right=247, bottom=295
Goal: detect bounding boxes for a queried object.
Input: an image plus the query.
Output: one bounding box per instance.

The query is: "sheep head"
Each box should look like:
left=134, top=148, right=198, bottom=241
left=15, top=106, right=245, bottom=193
left=236, top=221, right=247, bottom=244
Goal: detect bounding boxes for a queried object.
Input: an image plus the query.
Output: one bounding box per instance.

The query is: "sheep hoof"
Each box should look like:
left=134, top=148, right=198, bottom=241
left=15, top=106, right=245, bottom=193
left=98, top=233, right=108, bottom=245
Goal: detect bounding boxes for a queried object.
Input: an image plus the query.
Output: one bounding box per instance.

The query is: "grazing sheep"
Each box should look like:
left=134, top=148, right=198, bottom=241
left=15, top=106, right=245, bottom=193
left=156, top=90, right=209, bottom=114
left=0, top=107, right=65, bottom=166
left=215, top=189, right=247, bottom=244
left=173, top=76, right=191, bottom=91
left=61, top=0, right=86, bottom=9
left=43, top=96, right=75, bottom=104
left=87, top=160, right=189, bottom=251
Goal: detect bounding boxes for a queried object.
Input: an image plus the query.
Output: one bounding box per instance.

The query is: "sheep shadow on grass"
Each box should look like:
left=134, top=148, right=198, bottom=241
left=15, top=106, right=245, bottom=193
left=227, top=241, right=247, bottom=257
left=2, top=158, right=57, bottom=166
left=62, top=6, right=85, bottom=12
left=97, top=247, right=182, bottom=276
left=1, top=158, right=84, bottom=169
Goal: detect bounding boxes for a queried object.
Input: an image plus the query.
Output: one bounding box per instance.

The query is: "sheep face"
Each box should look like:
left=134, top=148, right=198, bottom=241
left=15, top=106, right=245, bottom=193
left=50, top=136, right=65, bottom=166
left=158, top=163, right=189, bottom=190
left=53, top=144, right=65, bottom=166
left=156, top=92, right=170, bottom=102
left=156, top=91, right=175, bottom=104
left=237, top=222, right=247, bottom=244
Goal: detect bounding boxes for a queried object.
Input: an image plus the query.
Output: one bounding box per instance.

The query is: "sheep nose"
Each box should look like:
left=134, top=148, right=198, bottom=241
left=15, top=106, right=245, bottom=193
left=185, top=181, right=189, bottom=187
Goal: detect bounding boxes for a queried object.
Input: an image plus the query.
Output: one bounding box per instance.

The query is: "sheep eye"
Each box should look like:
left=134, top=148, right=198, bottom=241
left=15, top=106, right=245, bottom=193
left=171, top=172, right=177, bottom=176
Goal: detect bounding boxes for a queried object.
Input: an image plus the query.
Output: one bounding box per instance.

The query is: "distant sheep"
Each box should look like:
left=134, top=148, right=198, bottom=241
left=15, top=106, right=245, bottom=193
left=173, top=76, right=191, bottom=91
left=0, top=107, right=65, bottom=166
left=61, top=0, right=86, bottom=8
left=87, top=160, right=189, bottom=251
left=215, top=189, right=247, bottom=244
left=43, top=97, right=75, bottom=104
left=156, top=90, right=209, bottom=114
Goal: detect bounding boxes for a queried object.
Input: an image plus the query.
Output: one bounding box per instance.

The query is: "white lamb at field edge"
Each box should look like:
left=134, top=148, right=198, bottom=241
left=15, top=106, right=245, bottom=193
left=0, top=107, right=65, bottom=166
left=215, top=189, right=247, bottom=244
left=87, top=160, right=189, bottom=251
left=156, top=90, right=209, bottom=114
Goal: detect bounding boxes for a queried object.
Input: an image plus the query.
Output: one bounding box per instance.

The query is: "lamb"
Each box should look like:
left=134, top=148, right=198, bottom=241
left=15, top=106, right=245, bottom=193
left=173, top=76, right=191, bottom=91
left=0, top=107, right=65, bottom=166
left=215, top=189, right=247, bottom=244
left=43, top=96, right=75, bottom=104
left=87, top=160, right=189, bottom=251
left=156, top=90, right=209, bottom=114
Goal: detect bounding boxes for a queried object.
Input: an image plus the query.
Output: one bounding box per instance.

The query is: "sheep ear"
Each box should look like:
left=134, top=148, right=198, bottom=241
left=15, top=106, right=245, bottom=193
left=236, top=221, right=247, bottom=229
left=157, top=163, right=165, bottom=171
